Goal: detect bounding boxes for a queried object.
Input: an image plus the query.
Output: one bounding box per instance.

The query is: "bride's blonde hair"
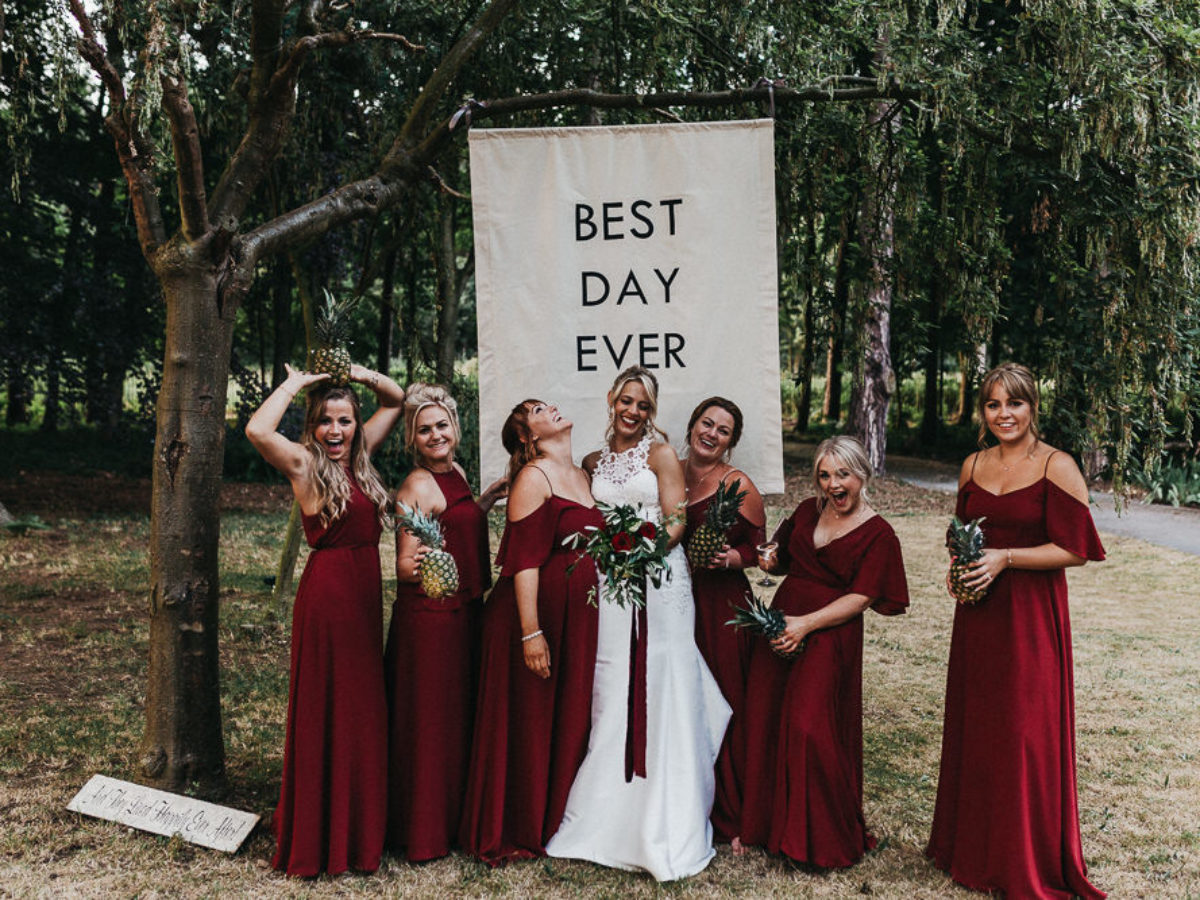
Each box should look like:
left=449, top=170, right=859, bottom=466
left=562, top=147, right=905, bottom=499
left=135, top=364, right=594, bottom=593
left=606, top=365, right=669, bottom=445
left=301, top=386, right=391, bottom=528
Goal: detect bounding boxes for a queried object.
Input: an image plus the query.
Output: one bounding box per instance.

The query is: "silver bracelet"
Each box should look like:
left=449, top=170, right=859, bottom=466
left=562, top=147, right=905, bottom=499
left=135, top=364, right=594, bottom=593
left=521, top=629, right=543, bottom=643
left=1007, top=548, right=1013, bottom=568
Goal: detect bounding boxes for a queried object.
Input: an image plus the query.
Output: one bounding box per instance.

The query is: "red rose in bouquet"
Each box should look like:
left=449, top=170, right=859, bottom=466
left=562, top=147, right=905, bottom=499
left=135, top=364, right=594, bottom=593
left=565, top=502, right=677, bottom=609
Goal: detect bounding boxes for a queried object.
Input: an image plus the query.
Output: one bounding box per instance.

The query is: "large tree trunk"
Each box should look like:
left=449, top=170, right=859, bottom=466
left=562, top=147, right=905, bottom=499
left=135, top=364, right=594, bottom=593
left=40, top=362, right=61, bottom=433
left=823, top=213, right=853, bottom=423
left=919, top=125, right=944, bottom=447
left=270, top=258, right=293, bottom=386
left=6, top=373, right=31, bottom=426
left=377, top=243, right=398, bottom=375
left=140, top=252, right=235, bottom=796
left=793, top=183, right=818, bottom=435
left=794, top=290, right=815, bottom=433
left=435, top=197, right=459, bottom=385
left=848, top=47, right=900, bottom=475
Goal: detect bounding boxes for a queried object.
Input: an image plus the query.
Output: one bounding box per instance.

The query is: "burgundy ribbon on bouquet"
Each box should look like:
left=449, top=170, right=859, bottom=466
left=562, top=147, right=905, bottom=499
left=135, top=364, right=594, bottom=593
left=624, top=577, right=649, bottom=782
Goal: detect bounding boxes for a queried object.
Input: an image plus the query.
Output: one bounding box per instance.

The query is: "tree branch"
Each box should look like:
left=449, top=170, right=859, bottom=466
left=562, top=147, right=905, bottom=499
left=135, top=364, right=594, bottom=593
left=392, top=80, right=925, bottom=178
left=224, top=177, right=409, bottom=300
left=272, top=29, right=423, bottom=88
left=67, top=0, right=169, bottom=257
left=210, top=7, right=423, bottom=225
left=161, top=75, right=211, bottom=241
left=231, top=75, right=927, bottom=296
left=395, top=0, right=522, bottom=151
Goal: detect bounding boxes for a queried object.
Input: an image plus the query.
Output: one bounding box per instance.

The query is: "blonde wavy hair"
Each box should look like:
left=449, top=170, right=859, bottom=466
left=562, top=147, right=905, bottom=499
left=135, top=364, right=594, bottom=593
left=606, top=365, right=669, bottom=445
left=403, top=382, right=461, bottom=462
left=300, top=386, right=391, bottom=528
left=811, top=435, right=873, bottom=510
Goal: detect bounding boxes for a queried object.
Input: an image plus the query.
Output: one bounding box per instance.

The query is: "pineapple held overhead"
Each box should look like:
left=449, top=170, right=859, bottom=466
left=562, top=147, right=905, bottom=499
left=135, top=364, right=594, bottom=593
left=687, top=478, right=748, bottom=569
left=947, top=516, right=989, bottom=604
left=308, top=289, right=357, bottom=385
left=397, top=502, right=460, bottom=600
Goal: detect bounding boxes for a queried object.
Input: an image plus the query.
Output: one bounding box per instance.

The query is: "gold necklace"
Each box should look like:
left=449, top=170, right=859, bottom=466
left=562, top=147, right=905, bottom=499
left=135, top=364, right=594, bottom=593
left=686, top=460, right=724, bottom=497
left=825, top=503, right=867, bottom=540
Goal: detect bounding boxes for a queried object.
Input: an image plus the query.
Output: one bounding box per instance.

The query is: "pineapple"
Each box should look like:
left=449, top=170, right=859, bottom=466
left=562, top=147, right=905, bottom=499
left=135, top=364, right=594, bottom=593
left=397, top=502, right=460, bottom=600
left=687, top=478, right=748, bottom=569
left=308, top=289, right=357, bottom=385
left=947, top=516, right=989, bottom=604
left=727, top=593, right=803, bottom=660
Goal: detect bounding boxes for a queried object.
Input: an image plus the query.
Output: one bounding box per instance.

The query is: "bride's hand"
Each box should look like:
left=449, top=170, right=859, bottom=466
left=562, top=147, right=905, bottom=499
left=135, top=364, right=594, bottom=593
left=523, top=633, right=551, bottom=679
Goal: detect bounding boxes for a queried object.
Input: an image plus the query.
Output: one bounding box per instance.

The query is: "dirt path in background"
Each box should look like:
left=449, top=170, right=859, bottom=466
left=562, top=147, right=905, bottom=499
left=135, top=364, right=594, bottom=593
left=885, top=451, right=1200, bottom=556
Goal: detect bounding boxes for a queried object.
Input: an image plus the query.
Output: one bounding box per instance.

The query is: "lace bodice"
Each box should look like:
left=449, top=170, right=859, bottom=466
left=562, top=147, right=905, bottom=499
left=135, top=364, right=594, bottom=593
left=592, top=436, right=664, bottom=521
left=591, top=435, right=692, bottom=613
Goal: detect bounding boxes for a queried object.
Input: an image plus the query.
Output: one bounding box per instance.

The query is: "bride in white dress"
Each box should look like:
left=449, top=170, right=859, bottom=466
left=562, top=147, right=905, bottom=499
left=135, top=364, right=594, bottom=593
left=546, top=366, right=731, bottom=881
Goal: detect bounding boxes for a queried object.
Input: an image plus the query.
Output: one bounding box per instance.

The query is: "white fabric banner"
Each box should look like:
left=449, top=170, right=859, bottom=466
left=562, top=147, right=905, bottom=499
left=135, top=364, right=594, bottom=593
left=470, top=119, right=783, bottom=493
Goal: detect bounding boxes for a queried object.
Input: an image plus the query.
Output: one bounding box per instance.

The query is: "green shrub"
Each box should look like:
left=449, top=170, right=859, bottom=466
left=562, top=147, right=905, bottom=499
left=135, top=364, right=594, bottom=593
left=1133, top=457, right=1200, bottom=508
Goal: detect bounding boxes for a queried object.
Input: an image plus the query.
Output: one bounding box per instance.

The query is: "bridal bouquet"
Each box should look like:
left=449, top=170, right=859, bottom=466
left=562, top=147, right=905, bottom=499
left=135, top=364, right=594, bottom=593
left=565, top=501, right=673, bottom=609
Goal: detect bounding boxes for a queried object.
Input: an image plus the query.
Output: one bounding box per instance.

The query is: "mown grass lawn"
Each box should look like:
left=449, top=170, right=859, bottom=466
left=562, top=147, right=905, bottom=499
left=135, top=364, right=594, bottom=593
left=1, top=469, right=1197, bottom=898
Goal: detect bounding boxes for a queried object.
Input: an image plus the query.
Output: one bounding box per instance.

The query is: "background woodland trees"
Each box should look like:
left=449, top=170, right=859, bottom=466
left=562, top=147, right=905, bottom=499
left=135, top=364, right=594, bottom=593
left=2, top=0, right=1197, bottom=792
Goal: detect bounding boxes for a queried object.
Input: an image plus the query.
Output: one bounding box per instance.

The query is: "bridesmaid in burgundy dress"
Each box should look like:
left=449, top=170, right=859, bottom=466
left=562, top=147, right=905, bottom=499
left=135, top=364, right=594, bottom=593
left=681, top=397, right=765, bottom=845
left=741, top=435, right=909, bottom=868
left=927, top=362, right=1106, bottom=899
left=245, top=362, right=405, bottom=876
left=384, top=384, right=506, bottom=862
left=459, top=399, right=601, bottom=865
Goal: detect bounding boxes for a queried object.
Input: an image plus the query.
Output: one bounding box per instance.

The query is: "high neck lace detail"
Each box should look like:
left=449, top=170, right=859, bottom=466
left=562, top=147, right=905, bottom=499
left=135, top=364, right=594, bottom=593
left=594, top=435, right=652, bottom=487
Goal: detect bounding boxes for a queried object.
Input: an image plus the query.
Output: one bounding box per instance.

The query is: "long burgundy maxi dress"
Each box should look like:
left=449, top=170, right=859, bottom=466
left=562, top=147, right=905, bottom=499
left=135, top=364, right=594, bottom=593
left=273, top=478, right=387, bottom=876
left=684, top=491, right=764, bottom=842
left=926, top=472, right=1106, bottom=899
left=459, top=495, right=601, bottom=865
left=384, top=468, right=491, bottom=861
left=740, top=498, right=909, bottom=868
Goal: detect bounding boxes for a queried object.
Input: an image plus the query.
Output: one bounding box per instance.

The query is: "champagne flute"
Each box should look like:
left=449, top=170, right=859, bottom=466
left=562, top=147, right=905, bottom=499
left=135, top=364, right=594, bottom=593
left=756, top=541, right=778, bottom=587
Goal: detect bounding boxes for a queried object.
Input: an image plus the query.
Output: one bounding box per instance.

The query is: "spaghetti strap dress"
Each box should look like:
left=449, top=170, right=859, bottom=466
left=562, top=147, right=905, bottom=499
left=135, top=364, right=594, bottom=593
left=272, top=477, right=387, bottom=876
left=684, top=491, right=765, bottom=842
left=384, top=468, right=492, bottom=861
left=458, top=494, right=601, bottom=866
left=740, top=498, right=909, bottom=868
left=927, top=473, right=1106, bottom=899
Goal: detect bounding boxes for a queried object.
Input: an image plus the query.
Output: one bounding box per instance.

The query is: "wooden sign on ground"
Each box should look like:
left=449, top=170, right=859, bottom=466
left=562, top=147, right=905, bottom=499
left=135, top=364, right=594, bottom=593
left=67, top=774, right=259, bottom=853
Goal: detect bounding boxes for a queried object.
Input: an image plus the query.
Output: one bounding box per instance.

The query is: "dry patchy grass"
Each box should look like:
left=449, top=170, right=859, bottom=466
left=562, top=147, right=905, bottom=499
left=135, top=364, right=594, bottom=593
left=0, top=473, right=1197, bottom=898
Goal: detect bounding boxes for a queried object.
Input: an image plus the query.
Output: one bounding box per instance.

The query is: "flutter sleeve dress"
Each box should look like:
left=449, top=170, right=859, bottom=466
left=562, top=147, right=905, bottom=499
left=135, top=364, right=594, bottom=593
left=684, top=490, right=765, bottom=842
left=384, top=467, right=492, bottom=861
left=927, top=474, right=1106, bottom=899
left=272, top=478, right=387, bottom=876
left=458, top=495, right=601, bottom=866
left=740, top=498, right=909, bottom=868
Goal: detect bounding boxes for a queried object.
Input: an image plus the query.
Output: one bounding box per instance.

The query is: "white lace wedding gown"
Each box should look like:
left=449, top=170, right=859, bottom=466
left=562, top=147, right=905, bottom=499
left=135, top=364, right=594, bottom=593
left=545, top=436, right=731, bottom=881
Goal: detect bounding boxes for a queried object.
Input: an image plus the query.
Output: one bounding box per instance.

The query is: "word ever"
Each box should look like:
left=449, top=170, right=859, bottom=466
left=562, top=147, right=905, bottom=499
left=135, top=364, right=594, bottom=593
left=576, top=333, right=686, bottom=372
left=67, top=774, right=259, bottom=853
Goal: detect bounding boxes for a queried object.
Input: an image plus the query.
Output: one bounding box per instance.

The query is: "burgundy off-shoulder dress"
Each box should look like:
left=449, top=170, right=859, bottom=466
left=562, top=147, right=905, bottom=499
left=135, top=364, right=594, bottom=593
left=459, top=495, right=601, bottom=865
left=684, top=493, right=764, bottom=842
left=927, top=475, right=1106, bottom=899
